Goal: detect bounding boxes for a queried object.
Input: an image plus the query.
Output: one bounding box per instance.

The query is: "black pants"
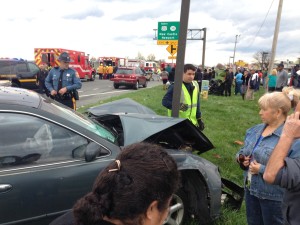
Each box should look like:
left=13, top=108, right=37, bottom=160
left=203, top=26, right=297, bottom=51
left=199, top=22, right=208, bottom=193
left=224, top=82, right=232, bottom=96
left=53, top=95, right=76, bottom=110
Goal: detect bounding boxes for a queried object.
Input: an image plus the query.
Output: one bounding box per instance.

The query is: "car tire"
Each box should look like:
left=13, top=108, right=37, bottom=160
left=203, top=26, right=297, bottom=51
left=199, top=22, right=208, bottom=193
left=114, top=83, right=119, bottom=89
left=133, top=81, right=139, bottom=90
left=181, top=171, right=211, bottom=224
left=143, top=81, right=148, bottom=88
left=164, top=188, right=188, bottom=225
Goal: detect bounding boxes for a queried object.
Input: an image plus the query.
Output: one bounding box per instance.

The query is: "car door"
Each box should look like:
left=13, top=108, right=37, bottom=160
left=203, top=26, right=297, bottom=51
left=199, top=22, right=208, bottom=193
left=16, top=61, right=38, bottom=90
left=0, top=112, right=117, bottom=225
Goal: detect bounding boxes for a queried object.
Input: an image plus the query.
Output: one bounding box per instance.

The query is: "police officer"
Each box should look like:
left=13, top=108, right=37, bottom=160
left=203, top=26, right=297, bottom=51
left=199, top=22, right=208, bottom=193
left=36, top=62, right=49, bottom=95
left=45, top=52, right=82, bottom=110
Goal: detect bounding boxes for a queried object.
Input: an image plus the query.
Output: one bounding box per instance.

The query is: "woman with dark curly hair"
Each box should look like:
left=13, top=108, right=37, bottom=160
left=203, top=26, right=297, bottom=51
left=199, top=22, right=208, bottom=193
left=50, top=142, right=179, bottom=225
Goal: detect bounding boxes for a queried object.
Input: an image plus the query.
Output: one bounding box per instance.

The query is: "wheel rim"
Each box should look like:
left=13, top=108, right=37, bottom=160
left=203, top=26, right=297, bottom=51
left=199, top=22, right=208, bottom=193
left=164, top=194, right=185, bottom=225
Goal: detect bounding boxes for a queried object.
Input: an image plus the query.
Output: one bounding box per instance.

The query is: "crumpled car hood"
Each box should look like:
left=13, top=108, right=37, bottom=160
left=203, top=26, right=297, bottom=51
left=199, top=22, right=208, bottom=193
left=88, top=98, right=214, bottom=154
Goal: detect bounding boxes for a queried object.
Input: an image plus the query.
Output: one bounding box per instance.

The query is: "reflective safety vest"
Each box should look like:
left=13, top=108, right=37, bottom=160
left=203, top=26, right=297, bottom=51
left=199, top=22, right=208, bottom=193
left=168, top=81, right=199, bottom=125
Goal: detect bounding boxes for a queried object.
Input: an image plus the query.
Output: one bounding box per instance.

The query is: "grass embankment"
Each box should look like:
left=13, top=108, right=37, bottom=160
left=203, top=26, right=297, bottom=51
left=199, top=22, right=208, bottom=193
left=78, top=85, right=266, bottom=225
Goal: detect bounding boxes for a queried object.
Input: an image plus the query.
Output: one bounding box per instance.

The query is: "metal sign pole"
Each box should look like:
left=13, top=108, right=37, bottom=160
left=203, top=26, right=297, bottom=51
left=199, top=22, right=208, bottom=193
left=171, top=0, right=190, bottom=117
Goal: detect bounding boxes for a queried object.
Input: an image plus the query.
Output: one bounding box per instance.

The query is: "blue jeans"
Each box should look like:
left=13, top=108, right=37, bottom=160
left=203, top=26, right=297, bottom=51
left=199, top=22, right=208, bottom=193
left=235, top=82, right=242, bottom=95
left=245, top=188, right=283, bottom=225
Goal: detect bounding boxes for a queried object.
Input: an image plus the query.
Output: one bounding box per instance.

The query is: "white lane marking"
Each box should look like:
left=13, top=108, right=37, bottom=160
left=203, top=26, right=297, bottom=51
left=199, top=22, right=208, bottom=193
left=79, top=90, right=131, bottom=98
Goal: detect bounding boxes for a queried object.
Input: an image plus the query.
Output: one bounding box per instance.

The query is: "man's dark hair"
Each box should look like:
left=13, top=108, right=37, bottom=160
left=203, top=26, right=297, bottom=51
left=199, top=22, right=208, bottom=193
left=184, top=64, right=196, bottom=73
left=73, top=142, right=179, bottom=225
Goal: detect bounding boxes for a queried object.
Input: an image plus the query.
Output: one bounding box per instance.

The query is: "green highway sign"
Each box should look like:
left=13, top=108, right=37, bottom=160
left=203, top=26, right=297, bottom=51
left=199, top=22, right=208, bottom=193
left=157, top=21, right=180, bottom=42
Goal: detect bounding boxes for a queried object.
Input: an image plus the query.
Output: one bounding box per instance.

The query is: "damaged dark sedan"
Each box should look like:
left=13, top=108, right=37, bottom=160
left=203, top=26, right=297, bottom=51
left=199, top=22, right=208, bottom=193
left=0, top=87, right=243, bottom=225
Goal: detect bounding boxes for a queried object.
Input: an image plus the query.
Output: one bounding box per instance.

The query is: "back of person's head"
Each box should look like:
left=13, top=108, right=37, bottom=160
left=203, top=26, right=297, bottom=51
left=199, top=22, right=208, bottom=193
left=73, top=142, right=179, bottom=225
left=271, top=69, right=277, bottom=75
left=184, top=64, right=196, bottom=73
left=258, top=92, right=291, bottom=117
left=282, top=87, right=300, bottom=109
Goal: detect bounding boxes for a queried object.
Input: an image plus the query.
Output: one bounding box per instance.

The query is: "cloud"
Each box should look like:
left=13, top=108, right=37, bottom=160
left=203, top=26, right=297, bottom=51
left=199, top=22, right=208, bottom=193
left=63, top=8, right=104, bottom=20
left=0, top=0, right=299, bottom=66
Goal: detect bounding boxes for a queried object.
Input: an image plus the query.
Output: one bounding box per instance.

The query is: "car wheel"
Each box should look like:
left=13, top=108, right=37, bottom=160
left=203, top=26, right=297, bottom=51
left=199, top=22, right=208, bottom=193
left=143, top=81, right=148, bottom=88
left=164, top=188, right=188, bottom=225
left=133, top=81, right=139, bottom=90
left=181, top=171, right=212, bottom=224
left=114, top=83, right=119, bottom=89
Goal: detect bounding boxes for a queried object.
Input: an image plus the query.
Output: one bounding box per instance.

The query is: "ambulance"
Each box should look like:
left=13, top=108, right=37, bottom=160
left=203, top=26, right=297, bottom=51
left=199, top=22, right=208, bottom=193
left=34, top=48, right=96, bottom=81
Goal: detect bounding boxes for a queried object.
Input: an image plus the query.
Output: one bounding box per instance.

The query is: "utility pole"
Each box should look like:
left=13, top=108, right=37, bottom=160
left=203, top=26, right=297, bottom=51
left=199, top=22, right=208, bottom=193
left=268, top=0, right=283, bottom=75
left=171, top=0, right=190, bottom=117
left=232, top=34, right=240, bottom=73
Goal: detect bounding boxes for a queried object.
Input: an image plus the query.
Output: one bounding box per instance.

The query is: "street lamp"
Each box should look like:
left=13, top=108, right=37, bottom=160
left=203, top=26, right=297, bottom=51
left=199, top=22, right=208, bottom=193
left=232, top=34, right=240, bottom=73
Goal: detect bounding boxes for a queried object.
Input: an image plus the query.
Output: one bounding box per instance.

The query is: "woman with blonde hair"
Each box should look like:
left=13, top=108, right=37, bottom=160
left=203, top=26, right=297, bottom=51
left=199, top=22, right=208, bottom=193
left=266, top=69, right=277, bottom=92
left=236, top=92, right=291, bottom=225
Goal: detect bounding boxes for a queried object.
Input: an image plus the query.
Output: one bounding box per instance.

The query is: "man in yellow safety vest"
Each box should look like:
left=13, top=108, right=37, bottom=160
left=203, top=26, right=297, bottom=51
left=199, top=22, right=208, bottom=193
left=162, top=64, right=204, bottom=130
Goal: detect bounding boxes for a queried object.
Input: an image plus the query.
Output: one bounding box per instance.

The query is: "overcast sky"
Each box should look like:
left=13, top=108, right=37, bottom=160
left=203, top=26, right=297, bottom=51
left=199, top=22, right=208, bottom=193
left=1, top=0, right=299, bottom=66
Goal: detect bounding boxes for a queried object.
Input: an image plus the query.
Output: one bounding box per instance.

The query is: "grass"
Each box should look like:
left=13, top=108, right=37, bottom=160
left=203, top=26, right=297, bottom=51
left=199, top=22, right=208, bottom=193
left=78, top=84, right=266, bottom=225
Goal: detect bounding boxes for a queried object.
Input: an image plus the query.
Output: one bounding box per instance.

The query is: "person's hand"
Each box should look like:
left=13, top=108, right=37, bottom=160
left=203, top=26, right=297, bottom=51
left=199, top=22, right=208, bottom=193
left=58, top=87, right=68, bottom=95
left=197, top=118, right=205, bottom=131
left=50, top=90, right=57, bottom=96
left=282, top=111, right=300, bottom=139
left=179, top=103, right=188, bottom=111
left=249, top=160, right=260, bottom=175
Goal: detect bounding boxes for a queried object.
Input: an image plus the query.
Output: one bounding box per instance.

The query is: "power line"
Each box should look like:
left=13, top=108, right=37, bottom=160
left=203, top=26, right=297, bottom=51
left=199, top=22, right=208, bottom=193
left=247, top=0, right=275, bottom=47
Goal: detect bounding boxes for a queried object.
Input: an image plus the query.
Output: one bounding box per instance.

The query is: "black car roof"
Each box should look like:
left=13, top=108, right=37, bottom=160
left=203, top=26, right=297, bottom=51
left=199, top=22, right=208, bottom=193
left=0, top=87, right=40, bottom=108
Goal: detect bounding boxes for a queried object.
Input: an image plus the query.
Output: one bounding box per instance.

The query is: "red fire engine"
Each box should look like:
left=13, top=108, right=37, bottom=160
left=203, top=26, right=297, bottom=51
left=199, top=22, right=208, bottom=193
left=34, top=48, right=96, bottom=81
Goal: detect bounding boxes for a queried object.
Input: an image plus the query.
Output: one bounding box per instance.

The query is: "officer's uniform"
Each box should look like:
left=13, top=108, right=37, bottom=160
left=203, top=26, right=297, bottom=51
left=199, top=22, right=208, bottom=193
left=45, top=67, right=82, bottom=110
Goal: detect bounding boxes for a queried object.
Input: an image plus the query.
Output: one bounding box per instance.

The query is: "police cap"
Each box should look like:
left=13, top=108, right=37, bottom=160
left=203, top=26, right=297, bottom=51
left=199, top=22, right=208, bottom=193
left=58, top=52, right=71, bottom=62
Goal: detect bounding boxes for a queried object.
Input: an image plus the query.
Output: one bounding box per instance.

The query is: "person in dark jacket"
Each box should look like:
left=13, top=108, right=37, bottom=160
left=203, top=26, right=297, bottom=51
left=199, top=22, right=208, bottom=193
left=36, top=63, right=48, bottom=94
left=264, top=108, right=300, bottom=225
left=168, top=67, right=176, bottom=83
left=224, top=69, right=234, bottom=96
left=195, top=67, right=203, bottom=92
left=50, top=142, right=179, bottom=225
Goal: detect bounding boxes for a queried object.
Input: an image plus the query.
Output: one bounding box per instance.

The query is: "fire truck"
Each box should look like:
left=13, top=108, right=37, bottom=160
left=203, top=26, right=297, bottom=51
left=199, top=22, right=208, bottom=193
left=34, top=48, right=96, bottom=81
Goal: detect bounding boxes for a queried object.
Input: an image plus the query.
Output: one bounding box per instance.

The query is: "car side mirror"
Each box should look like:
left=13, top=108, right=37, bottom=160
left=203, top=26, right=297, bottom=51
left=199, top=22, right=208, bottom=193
left=85, top=142, right=102, bottom=162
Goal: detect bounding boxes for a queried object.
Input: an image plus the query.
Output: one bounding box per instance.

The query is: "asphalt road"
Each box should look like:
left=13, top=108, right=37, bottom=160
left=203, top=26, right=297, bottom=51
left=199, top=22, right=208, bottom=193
left=76, top=77, right=162, bottom=108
